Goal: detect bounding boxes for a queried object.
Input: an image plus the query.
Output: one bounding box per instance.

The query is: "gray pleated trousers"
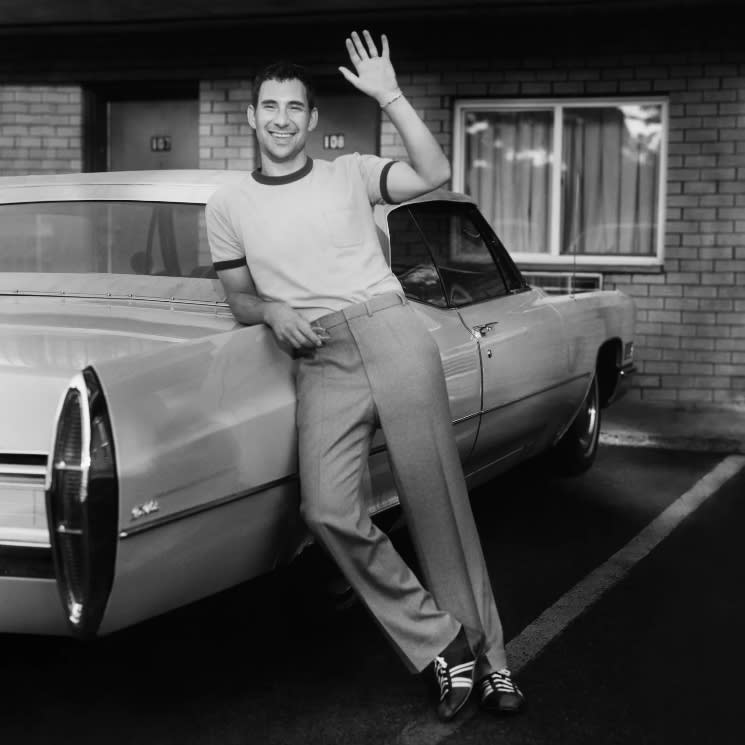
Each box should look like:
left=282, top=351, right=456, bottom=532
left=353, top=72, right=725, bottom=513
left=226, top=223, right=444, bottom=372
left=296, top=293, right=507, bottom=675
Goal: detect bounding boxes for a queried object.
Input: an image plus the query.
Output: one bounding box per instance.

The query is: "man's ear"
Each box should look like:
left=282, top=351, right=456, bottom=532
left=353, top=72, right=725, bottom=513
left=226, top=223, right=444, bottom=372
left=308, top=107, right=319, bottom=133
left=247, top=105, right=256, bottom=130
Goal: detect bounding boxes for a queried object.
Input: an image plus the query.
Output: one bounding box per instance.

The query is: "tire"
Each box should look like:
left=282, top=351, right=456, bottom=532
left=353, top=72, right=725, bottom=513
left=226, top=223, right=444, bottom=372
left=551, top=372, right=601, bottom=476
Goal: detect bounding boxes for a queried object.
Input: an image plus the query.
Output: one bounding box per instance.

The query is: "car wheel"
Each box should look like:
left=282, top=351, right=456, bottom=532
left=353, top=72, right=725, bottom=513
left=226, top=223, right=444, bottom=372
left=551, top=371, right=601, bottom=476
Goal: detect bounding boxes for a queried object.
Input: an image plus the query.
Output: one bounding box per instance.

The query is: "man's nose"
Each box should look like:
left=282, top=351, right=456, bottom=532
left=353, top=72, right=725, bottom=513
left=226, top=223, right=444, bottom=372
left=273, top=106, right=289, bottom=126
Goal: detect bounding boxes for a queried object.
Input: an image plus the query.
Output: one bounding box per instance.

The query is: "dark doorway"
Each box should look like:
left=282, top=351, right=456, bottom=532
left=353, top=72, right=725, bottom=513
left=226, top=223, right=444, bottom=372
left=84, top=82, right=198, bottom=172
left=306, top=93, right=380, bottom=160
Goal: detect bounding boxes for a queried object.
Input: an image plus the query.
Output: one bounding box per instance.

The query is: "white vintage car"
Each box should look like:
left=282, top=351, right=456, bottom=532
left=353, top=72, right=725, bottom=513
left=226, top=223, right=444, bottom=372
left=0, top=171, right=634, bottom=639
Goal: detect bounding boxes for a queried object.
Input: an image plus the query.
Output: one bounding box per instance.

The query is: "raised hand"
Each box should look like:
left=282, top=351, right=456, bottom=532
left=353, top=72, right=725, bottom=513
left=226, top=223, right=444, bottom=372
left=338, top=30, right=400, bottom=105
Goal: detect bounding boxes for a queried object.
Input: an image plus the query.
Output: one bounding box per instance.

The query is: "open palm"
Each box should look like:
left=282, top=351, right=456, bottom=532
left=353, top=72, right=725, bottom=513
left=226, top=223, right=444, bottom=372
left=339, top=30, right=399, bottom=103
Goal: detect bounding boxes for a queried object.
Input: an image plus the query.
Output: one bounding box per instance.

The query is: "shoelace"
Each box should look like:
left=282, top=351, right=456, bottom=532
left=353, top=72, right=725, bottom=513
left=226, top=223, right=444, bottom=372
left=434, top=656, right=475, bottom=701
left=480, top=669, right=521, bottom=698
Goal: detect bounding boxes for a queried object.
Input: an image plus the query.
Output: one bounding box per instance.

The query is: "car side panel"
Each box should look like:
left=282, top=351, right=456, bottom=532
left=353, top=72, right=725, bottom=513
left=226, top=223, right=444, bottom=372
left=366, top=302, right=482, bottom=512
left=99, top=483, right=301, bottom=635
left=91, top=324, right=303, bottom=633
left=458, top=288, right=586, bottom=470
left=548, top=290, right=636, bottom=381
left=92, top=306, right=482, bottom=634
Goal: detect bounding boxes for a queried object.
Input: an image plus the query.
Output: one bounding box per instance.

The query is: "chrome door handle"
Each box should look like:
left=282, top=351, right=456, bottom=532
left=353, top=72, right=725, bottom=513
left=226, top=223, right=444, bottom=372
left=473, top=322, right=498, bottom=338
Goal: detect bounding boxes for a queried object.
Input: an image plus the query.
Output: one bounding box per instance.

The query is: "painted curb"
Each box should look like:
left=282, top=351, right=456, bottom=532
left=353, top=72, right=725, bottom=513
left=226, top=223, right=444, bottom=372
left=600, top=430, right=744, bottom=454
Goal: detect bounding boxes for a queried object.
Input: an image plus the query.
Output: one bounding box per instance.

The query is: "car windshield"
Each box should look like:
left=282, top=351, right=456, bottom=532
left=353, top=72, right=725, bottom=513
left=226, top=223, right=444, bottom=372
left=0, top=201, right=215, bottom=279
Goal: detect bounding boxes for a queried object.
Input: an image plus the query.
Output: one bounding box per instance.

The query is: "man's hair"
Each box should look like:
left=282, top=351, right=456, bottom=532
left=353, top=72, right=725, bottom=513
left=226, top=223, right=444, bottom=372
left=251, top=62, right=317, bottom=111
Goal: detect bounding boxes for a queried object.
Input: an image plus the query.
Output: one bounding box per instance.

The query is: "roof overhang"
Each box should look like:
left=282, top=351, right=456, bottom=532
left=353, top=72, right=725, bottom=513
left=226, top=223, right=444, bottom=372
left=0, top=0, right=738, bottom=34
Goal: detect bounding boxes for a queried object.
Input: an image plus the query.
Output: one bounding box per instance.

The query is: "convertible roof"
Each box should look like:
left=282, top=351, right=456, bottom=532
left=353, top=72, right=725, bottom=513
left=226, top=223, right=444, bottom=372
left=0, top=170, right=248, bottom=188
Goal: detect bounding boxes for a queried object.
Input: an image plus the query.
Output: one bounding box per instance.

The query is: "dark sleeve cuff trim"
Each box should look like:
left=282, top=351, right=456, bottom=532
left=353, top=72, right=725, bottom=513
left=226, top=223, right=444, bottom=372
left=213, top=257, right=247, bottom=271
left=380, top=160, right=399, bottom=205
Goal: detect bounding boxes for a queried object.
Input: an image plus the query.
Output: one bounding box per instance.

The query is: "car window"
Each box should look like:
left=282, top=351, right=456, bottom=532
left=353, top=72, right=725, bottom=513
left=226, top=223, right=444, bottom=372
left=387, top=206, right=448, bottom=307
left=392, top=201, right=523, bottom=308
left=0, top=201, right=216, bottom=279
left=472, top=210, right=527, bottom=294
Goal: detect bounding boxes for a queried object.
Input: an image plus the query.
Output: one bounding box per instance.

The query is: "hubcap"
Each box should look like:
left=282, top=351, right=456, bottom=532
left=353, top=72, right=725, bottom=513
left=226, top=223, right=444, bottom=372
left=576, top=379, right=599, bottom=454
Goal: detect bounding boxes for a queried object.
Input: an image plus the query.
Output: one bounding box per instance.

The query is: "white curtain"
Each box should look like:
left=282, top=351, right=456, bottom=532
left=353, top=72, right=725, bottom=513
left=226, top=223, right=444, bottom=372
left=561, top=105, right=660, bottom=256
left=464, top=110, right=553, bottom=254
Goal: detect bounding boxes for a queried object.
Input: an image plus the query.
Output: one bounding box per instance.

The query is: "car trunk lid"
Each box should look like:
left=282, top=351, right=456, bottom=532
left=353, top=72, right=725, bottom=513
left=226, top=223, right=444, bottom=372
left=0, top=295, right=235, bottom=454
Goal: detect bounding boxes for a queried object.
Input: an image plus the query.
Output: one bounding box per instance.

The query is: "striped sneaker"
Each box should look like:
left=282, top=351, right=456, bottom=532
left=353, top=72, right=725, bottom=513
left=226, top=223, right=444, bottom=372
left=479, top=669, right=525, bottom=715
left=433, top=627, right=476, bottom=721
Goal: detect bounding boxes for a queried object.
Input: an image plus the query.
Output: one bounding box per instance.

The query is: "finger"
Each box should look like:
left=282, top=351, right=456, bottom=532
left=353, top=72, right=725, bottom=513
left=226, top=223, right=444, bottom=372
left=296, top=319, right=323, bottom=347
left=381, top=33, right=390, bottom=58
left=287, top=329, right=308, bottom=349
left=363, top=29, right=379, bottom=57
left=279, top=323, right=308, bottom=349
left=350, top=31, right=368, bottom=59
left=345, top=37, right=360, bottom=65
left=338, top=66, right=360, bottom=86
left=295, top=332, right=319, bottom=349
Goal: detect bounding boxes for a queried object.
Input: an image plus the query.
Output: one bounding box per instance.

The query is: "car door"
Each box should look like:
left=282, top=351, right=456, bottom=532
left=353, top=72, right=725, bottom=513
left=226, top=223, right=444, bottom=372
left=405, top=201, right=572, bottom=469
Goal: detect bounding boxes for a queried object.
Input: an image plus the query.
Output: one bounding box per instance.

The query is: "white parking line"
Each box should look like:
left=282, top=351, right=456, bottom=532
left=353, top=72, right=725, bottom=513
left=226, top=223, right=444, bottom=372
left=396, top=455, right=745, bottom=745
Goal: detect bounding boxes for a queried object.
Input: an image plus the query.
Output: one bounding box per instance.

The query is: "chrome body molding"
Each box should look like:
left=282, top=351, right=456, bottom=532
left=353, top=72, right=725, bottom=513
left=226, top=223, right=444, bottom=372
left=119, top=474, right=298, bottom=539
left=0, top=289, right=230, bottom=310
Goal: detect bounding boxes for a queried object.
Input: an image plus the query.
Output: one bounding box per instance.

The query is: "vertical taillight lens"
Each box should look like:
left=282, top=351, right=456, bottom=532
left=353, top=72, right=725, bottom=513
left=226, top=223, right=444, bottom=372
left=46, top=368, right=118, bottom=637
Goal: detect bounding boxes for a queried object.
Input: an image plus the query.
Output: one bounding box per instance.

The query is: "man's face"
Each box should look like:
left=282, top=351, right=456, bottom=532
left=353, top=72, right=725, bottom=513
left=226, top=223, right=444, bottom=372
left=248, top=78, right=318, bottom=165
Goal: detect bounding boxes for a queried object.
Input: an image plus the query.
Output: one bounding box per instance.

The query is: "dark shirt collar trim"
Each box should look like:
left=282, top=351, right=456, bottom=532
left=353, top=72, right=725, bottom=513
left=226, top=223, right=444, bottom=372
left=252, top=157, right=313, bottom=185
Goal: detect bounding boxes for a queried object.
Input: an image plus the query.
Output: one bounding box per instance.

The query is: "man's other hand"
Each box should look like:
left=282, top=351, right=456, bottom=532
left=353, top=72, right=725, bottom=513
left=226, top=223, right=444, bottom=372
left=263, top=302, right=324, bottom=349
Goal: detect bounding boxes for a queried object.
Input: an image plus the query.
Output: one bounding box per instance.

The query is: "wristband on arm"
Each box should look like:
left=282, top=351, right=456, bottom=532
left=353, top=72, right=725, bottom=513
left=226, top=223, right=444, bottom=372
left=380, top=89, right=403, bottom=109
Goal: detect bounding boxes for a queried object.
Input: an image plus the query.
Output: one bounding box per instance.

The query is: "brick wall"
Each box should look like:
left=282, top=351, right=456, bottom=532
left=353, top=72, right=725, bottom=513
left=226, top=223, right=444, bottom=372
left=199, top=80, right=255, bottom=171
left=0, top=86, right=82, bottom=175
left=379, top=51, right=745, bottom=409
left=3, top=42, right=738, bottom=409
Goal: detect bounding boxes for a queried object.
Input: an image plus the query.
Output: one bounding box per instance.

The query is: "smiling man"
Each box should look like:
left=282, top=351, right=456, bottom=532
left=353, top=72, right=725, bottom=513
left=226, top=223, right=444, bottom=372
left=206, top=31, right=524, bottom=721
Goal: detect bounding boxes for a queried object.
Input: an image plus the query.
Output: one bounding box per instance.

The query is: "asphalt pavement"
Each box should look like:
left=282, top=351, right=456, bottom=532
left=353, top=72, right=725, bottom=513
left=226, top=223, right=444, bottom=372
left=426, top=396, right=745, bottom=745
left=440, top=455, right=745, bottom=745
left=1, top=396, right=744, bottom=745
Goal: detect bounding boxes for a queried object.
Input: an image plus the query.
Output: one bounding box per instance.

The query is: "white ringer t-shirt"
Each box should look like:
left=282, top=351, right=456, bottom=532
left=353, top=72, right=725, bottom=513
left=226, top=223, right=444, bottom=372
left=205, top=153, right=405, bottom=322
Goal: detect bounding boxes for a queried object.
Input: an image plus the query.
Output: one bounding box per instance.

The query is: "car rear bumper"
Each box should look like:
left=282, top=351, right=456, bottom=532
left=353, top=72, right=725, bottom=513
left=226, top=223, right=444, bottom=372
left=0, top=576, right=69, bottom=635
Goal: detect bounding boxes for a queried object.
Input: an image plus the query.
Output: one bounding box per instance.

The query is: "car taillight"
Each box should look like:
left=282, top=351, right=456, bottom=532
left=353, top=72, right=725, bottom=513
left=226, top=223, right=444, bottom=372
left=46, top=368, right=118, bottom=637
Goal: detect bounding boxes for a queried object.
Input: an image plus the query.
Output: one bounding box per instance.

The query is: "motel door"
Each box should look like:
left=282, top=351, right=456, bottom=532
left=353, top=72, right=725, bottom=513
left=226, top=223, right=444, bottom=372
left=108, top=99, right=199, bottom=170
left=306, top=94, right=380, bottom=160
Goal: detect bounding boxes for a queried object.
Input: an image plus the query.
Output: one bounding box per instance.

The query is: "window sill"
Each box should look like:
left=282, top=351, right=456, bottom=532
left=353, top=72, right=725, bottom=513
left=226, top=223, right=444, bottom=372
left=516, top=261, right=664, bottom=275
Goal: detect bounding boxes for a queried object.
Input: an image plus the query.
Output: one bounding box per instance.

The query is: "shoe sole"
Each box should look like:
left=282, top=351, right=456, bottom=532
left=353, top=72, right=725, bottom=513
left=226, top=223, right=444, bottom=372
left=480, top=699, right=525, bottom=716
left=437, top=687, right=474, bottom=722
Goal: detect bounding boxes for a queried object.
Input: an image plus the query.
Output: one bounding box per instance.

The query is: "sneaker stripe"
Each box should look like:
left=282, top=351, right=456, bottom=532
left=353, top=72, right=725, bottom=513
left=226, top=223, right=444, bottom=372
left=450, top=662, right=475, bottom=675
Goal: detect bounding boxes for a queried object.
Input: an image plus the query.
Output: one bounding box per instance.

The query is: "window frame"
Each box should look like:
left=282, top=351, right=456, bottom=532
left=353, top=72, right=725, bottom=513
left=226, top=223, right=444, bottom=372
left=452, top=97, right=669, bottom=269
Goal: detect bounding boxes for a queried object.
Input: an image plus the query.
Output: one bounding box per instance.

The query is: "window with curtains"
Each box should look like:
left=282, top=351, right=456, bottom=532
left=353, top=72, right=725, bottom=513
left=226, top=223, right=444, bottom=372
left=453, top=99, right=667, bottom=267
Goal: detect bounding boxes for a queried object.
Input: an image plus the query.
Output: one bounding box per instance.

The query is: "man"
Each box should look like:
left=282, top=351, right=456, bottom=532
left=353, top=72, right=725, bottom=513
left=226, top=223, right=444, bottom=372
left=206, top=30, right=524, bottom=721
